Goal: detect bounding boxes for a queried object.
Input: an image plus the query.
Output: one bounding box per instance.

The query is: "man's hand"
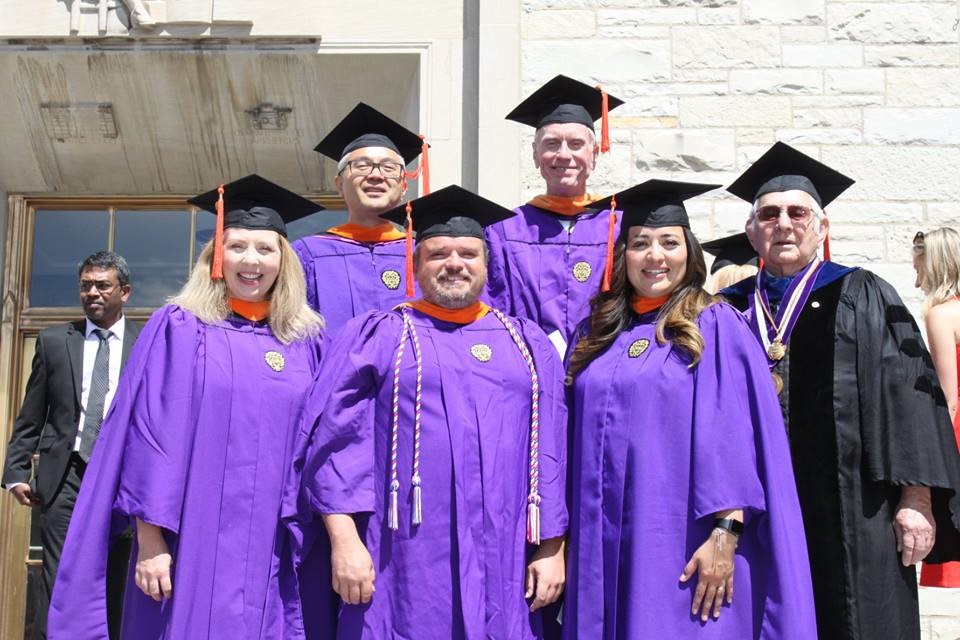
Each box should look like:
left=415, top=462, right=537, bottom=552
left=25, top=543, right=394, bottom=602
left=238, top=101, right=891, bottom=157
left=10, top=484, right=41, bottom=507
left=526, top=536, right=565, bottom=612
left=135, top=518, right=173, bottom=602
left=324, top=514, right=375, bottom=605
left=894, top=486, right=936, bottom=566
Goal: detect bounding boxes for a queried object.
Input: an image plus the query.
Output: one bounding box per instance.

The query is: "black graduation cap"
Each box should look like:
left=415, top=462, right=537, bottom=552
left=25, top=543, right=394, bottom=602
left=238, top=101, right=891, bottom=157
left=702, top=233, right=759, bottom=275
left=726, top=142, right=855, bottom=208
left=380, top=185, right=515, bottom=297
left=188, top=174, right=323, bottom=238
left=380, top=185, right=514, bottom=241
left=506, top=75, right=624, bottom=130
left=314, top=102, right=426, bottom=166
left=590, top=179, right=720, bottom=235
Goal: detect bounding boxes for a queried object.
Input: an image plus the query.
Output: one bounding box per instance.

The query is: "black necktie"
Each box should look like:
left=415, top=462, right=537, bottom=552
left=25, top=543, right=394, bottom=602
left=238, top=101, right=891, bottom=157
left=78, top=328, right=112, bottom=462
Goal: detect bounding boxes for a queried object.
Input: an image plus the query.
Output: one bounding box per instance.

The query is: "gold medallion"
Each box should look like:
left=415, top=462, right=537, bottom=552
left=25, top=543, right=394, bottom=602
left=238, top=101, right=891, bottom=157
left=264, top=351, right=285, bottom=372
left=767, top=339, right=786, bottom=361
left=628, top=338, right=650, bottom=358
left=572, top=261, right=592, bottom=283
left=470, top=343, right=492, bottom=362
left=771, top=372, right=784, bottom=395
left=381, top=269, right=401, bottom=290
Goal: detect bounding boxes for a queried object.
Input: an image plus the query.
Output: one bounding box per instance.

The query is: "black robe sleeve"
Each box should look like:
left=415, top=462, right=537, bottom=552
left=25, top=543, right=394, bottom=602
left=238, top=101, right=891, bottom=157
left=836, top=269, right=960, bottom=561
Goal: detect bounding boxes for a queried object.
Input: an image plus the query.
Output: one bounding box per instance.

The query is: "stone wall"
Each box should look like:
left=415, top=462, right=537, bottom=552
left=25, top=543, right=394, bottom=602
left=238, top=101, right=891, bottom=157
left=518, top=0, right=960, bottom=321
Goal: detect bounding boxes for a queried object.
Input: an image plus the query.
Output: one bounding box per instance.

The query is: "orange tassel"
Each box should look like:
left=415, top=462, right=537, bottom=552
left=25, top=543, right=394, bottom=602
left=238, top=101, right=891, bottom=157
left=601, top=195, right=618, bottom=292
left=404, top=202, right=415, bottom=298
left=419, top=134, right=431, bottom=196
left=211, top=184, right=225, bottom=280
left=596, top=86, right=610, bottom=154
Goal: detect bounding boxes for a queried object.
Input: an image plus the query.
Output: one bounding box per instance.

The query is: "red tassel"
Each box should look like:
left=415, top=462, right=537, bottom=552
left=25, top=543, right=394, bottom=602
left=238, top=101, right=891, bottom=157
left=596, top=86, right=610, bottom=154
left=404, top=202, right=415, bottom=298
left=211, top=184, right=225, bottom=280
left=419, top=134, right=431, bottom=196
left=601, top=195, right=618, bottom=292
left=822, top=212, right=831, bottom=262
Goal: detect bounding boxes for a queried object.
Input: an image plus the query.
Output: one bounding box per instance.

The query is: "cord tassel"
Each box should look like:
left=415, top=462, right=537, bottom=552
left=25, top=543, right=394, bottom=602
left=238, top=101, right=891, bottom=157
left=419, top=134, right=430, bottom=195
left=211, top=184, right=226, bottom=279
left=412, top=477, right=423, bottom=525
left=601, top=195, right=618, bottom=292
left=404, top=202, right=415, bottom=298
left=527, top=498, right=541, bottom=545
left=388, top=481, right=400, bottom=530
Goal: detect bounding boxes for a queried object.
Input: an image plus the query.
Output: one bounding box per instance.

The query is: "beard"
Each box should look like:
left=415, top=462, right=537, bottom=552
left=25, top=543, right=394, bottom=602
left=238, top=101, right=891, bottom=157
left=421, top=271, right=486, bottom=309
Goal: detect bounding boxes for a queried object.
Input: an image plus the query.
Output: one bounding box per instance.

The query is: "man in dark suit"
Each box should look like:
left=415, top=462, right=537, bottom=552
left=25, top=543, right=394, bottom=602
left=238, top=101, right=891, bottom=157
left=3, top=251, right=141, bottom=640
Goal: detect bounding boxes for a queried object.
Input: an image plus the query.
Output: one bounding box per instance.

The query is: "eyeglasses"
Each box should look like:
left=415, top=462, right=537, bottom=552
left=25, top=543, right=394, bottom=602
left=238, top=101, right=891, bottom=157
left=79, top=280, right=118, bottom=293
left=341, top=159, right=405, bottom=179
left=755, top=204, right=815, bottom=226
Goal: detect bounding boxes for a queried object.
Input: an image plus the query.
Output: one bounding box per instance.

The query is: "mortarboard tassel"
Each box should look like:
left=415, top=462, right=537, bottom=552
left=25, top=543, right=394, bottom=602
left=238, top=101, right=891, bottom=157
left=404, top=202, right=415, bottom=298
left=211, top=184, right=226, bottom=280
left=596, top=85, right=611, bottom=154
left=601, top=195, right=618, bottom=292
left=822, top=213, right=831, bottom=261
left=419, top=134, right=431, bottom=196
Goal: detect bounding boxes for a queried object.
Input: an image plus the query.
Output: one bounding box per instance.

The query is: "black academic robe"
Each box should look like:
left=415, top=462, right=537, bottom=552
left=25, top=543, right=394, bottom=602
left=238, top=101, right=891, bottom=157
left=725, top=267, right=960, bottom=640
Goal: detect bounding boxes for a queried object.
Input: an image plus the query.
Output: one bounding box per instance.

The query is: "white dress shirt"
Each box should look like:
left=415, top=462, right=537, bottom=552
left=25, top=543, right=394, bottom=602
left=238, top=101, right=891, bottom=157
left=73, top=316, right=126, bottom=451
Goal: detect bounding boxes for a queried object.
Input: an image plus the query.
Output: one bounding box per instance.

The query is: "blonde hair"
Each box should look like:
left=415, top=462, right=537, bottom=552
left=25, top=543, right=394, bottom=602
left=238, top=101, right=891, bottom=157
left=917, top=227, right=960, bottom=312
left=171, top=233, right=325, bottom=344
left=707, top=263, right=759, bottom=294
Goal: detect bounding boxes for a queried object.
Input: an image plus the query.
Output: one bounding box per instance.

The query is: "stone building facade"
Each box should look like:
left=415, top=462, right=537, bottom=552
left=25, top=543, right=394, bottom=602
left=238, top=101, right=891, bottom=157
left=0, top=0, right=957, bottom=636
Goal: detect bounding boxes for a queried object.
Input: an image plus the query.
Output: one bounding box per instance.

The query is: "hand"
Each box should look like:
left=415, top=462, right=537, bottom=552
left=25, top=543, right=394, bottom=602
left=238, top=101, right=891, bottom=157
left=134, top=520, right=173, bottom=602
left=525, top=536, right=565, bottom=612
left=330, top=535, right=376, bottom=605
left=893, top=486, right=936, bottom=566
left=10, top=484, right=41, bottom=507
left=680, top=529, right=736, bottom=622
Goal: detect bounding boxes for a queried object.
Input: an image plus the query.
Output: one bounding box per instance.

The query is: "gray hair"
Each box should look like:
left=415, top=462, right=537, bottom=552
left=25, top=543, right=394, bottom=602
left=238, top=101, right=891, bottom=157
left=79, top=251, right=131, bottom=286
left=533, top=124, right=597, bottom=147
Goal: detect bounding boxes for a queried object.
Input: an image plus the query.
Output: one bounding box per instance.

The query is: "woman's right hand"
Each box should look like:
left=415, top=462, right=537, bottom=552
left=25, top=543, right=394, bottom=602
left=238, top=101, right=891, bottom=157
left=324, top=513, right=376, bottom=605
left=134, top=518, right=173, bottom=602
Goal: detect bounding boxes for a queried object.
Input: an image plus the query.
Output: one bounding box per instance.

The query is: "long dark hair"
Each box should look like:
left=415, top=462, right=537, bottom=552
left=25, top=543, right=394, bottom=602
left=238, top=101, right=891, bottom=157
left=566, top=227, right=717, bottom=383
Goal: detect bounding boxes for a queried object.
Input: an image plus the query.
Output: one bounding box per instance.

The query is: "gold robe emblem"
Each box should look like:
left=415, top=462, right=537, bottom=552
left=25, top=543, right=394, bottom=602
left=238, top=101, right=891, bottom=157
left=470, top=344, right=493, bottom=362
left=264, top=351, right=286, bottom=372
left=627, top=339, right=650, bottom=358
left=381, top=269, right=401, bottom=290
left=572, top=261, right=592, bottom=283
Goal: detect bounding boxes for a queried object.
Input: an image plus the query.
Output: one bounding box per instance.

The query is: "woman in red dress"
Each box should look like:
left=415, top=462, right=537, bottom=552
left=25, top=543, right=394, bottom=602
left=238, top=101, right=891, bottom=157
left=914, top=227, right=960, bottom=586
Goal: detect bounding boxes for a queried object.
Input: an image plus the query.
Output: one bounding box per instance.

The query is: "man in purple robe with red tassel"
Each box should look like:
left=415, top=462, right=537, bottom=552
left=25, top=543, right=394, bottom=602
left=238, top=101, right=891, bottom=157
left=294, top=185, right=568, bottom=639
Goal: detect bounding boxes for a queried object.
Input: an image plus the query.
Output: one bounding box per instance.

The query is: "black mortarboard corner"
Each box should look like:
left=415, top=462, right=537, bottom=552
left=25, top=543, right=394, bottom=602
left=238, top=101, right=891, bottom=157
left=726, top=142, right=855, bottom=208
left=505, top=75, right=625, bottom=152
left=188, top=174, right=323, bottom=279
left=315, top=102, right=427, bottom=165
left=379, top=185, right=515, bottom=297
left=702, top=233, right=759, bottom=275
left=589, top=179, right=720, bottom=291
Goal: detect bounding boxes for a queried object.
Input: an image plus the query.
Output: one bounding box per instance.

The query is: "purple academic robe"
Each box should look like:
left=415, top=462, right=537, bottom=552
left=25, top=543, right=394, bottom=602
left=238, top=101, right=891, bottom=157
left=293, top=235, right=414, bottom=336
left=563, top=303, right=817, bottom=639
left=47, top=305, right=325, bottom=640
left=298, top=307, right=568, bottom=640
left=485, top=204, right=618, bottom=354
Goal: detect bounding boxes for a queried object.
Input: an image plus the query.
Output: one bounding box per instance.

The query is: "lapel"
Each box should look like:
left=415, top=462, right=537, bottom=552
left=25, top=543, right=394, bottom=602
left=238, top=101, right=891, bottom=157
left=66, top=320, right=86, bottom=407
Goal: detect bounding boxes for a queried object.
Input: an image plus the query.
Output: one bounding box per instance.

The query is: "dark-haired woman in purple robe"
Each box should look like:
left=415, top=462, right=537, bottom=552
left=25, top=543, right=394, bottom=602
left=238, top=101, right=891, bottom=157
left=48, top=178, right=329, bottom=639
left=562, top=180, right=817, bottom=639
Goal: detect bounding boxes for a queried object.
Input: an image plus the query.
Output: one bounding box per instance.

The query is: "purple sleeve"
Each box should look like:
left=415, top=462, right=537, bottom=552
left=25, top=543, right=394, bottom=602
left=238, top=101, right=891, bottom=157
left=520, top=319, right=569, bottom=540
left=483, top=222, right=512, bottom=313
left=48, top=305, right=197, bottom=640
left=690, top=304, right=772, bottom=520
left=292, top=238, right=319, bottom=312
left=301, top=312, right=398, bottom=516
left=111, top=308, right=202, bottom=534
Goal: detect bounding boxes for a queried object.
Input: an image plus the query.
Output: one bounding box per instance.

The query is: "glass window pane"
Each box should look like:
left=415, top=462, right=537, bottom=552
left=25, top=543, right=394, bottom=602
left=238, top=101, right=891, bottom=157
left=114, top=210, right=191, bottom=307
left=288, top=209, right=348, bottom=241
left=30, top=210, right=109, bottom=307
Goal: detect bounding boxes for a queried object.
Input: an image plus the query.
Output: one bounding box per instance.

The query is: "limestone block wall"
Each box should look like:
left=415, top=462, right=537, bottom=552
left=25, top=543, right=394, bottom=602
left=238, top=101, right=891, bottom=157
left=518, top=0, right=960, bottom=318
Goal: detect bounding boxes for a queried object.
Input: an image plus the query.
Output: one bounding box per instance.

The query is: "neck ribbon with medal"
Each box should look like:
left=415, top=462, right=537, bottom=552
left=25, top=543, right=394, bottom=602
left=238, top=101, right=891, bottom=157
left=749, top=257, right=823, bottom=394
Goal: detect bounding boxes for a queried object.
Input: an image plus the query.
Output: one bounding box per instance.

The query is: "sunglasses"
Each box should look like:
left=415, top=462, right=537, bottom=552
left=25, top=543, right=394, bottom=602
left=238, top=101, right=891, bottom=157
left=755, top=204, right=814, bottom=225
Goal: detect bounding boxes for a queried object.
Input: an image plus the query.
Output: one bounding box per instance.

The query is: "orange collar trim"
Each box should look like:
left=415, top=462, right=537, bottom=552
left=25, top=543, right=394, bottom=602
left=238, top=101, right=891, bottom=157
left=527, top=194, right=600, bottom=217
left=631, top=294, right=671, bottom=316
left=230, top=298, right=271, bottom=322
left=327, top=222, right=406, bottom=243
left=401, top=299, right=490, bottom=324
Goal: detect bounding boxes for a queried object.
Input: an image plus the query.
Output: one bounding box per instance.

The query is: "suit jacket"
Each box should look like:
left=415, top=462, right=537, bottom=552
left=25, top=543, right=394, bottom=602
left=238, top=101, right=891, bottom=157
left=2, top=317, right=141, bottom=503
